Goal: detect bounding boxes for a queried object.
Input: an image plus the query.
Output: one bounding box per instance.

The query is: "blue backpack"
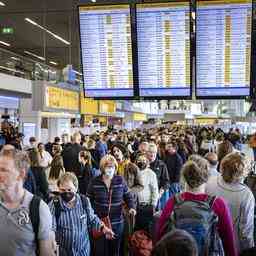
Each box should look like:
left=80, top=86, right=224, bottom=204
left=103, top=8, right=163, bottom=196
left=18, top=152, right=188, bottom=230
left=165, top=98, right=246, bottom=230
left=165, top=194, right=225, bottom=256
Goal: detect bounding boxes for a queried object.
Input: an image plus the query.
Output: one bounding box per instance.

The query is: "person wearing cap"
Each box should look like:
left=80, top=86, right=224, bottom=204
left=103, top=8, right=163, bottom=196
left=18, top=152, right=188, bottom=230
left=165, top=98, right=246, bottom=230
left=204, top=152, right=220, bottom=177
left=111, top=142, right=143, bottom=194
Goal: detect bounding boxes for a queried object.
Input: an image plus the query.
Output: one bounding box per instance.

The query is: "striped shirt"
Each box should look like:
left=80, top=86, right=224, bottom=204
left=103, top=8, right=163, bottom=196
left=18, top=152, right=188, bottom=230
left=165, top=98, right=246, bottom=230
left=87, top=175, right=135, bottom=225
left=49, top=194, right=101, bottom=256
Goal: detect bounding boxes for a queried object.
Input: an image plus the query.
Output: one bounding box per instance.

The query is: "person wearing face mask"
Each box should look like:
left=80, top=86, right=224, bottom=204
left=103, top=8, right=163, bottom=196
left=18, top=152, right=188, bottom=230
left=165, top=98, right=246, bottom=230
left=87, top=154, right=136, bottom=256
left=49, top=172, right=114, bottom=256
left=135, top=153, right=159, bottom=232
left=206, top=152, right=255, bottom=252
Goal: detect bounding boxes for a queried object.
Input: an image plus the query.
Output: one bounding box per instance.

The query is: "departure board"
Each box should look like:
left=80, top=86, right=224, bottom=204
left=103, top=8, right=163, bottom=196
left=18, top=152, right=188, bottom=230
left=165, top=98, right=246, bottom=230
left=196, top=0, right=252, bottom=98
left=136, top=2, right=191, bottom=98
left=79, top=5, right=134, bottom=98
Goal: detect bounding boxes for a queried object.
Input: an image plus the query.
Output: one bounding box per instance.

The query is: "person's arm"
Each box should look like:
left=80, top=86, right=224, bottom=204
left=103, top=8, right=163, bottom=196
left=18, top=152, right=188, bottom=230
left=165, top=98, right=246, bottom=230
left=39, top=201, right=56, bottom=256
left=122, top=177, right=135, bottom=210
left=130, top=164, right=144, bottom=193
left=213, top=197, right=238, bottom=256
left=47, top=152, right=53, bottom=167
left=83, top=196, right=101, bottom=230
left=150, top=172, right=159, bottom=208
left=238, top=192, right=255, bottom=251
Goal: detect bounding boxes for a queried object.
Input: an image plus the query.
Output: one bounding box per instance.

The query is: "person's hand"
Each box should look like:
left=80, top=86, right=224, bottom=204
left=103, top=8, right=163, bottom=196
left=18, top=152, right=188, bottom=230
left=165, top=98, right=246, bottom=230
left=129, top=208, right=136, bottom=216
left=103, top=226, right=115, bottom=240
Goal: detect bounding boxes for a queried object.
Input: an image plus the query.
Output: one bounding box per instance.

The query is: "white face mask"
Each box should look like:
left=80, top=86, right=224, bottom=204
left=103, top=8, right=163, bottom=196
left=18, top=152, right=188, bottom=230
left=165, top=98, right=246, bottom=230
left=104, top=167, right=115, bottom=179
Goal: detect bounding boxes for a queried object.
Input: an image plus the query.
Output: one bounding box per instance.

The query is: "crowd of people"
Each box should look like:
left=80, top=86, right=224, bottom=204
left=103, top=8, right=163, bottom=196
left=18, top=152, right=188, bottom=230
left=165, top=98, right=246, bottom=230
left=0, top=125, right=255, bottom=256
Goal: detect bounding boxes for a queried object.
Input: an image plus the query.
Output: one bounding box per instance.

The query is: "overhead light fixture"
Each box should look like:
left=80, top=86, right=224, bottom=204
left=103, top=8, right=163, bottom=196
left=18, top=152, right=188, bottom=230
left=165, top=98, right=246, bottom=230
left=91, top=0, right=96, bottom=2
left=0, top=65, right=24, bottom=75
left=0, top=2, right=6, bottom=6
left=24, top=50, right=45, bottom=61
left=191, top=11, right=195, bottom=20
left=0, top=40, right=10, bottom=47
left=50, top=61, right=58, bottom=66
left=11, top=57, right=20, bottom=61
left=25, top=18, right=71, bottom=45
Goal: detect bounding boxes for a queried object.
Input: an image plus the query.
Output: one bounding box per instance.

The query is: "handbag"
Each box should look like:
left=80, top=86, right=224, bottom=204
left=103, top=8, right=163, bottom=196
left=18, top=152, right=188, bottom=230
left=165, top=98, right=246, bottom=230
left=92, top=189, right=113, bottom=239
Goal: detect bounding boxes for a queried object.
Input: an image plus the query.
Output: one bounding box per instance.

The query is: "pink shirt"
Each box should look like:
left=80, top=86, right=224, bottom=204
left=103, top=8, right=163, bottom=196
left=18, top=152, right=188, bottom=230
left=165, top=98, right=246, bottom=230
left=156, top=192, right=238, bottom=256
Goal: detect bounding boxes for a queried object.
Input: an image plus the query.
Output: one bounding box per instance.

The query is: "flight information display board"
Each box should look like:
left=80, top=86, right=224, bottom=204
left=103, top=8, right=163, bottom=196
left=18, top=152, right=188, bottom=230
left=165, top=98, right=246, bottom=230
left=196, top=0, right=252, bottom=98
left=136, top=2, right=191, bottom=98
left=79, top=5, right=134, bottom=98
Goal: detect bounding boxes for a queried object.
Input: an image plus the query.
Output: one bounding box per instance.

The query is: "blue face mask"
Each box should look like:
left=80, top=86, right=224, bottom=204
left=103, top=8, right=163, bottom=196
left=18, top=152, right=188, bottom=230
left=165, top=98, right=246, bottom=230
left=105, top=167, right=115, bottom=178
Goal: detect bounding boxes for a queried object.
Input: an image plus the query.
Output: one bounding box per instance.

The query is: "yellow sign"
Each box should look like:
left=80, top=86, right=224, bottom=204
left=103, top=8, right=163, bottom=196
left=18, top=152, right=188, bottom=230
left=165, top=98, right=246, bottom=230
left=133, top=113, right=147, bottom=121
left=46, top=86, right=79, bottom=111
left=80, top=94, right=99, bottom=115
left=99, top=100, right=116, bottom=114
left=195, top=118, right=216, bottom=125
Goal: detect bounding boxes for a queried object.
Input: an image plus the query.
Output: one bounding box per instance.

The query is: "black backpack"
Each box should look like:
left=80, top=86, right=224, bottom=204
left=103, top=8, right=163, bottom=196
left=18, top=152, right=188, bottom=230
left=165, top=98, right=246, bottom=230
left=164, top=194, right=225, bottom=256
left=29, top=195, right=41, bottom=256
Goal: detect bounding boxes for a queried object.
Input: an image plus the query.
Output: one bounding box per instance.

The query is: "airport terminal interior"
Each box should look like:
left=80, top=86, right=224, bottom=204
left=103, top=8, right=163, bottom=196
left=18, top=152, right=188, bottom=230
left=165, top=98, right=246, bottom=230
left=1, top=0, right=256, bottom=255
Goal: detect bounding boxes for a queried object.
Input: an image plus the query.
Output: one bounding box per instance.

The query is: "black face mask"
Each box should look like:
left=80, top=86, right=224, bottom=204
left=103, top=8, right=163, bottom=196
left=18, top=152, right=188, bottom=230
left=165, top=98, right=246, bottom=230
left=60, top=192, right=75, bottom=203
left=137, top=162, right=147, bottom=170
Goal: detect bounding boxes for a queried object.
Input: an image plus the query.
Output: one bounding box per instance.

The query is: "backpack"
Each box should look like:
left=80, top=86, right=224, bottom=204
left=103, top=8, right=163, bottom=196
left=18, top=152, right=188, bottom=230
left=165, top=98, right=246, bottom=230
left=165, top=194, right=225, bottom=256
left=129, top=230, right=153, bottom=256
left=29, top=195, right=41, bottom=256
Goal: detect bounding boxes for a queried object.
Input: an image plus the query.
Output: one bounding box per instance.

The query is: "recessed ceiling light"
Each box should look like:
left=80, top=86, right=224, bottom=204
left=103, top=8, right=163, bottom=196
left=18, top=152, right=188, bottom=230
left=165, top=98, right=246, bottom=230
left=25, top=18, right=71, bottom=45
left=0, top=2, right=6, bottom=6
left=91, top=0, right=96, bottom=2
left=0, top=40, right=10, bottom=47
left=11, top=57, right=20, bottom=61
left=24, top=50, right=45, bottom=61
left=50, top=61, right=58, bottom=66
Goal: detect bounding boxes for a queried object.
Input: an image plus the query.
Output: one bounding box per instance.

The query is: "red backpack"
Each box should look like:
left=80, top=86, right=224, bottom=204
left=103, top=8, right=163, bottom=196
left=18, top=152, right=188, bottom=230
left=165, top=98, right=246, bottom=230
left=129, top=230, right=153, bottom=256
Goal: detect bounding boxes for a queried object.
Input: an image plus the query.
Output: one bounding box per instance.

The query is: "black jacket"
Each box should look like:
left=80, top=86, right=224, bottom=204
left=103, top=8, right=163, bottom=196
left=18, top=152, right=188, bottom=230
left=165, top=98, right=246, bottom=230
left=78, top=163, right=96, bottom=195
left=62, top=143, right=83, bottom=176
left=150, top=159, right=170, bottom=190
left=164, top=153, right=183, bottom=184
left=30, top=166, right=49, bottom=200
left=89, top=149, right=101, bottom=170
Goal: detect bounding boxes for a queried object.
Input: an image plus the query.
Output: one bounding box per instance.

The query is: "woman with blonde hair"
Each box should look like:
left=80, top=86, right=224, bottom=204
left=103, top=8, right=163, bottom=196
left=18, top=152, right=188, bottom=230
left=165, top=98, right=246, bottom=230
left=87, top=154, right=136, bottom=256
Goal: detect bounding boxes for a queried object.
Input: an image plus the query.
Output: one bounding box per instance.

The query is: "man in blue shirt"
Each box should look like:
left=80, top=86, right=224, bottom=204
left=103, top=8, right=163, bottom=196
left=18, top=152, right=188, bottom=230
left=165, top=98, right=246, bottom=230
left=96, top=132, right=109, bottom=160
